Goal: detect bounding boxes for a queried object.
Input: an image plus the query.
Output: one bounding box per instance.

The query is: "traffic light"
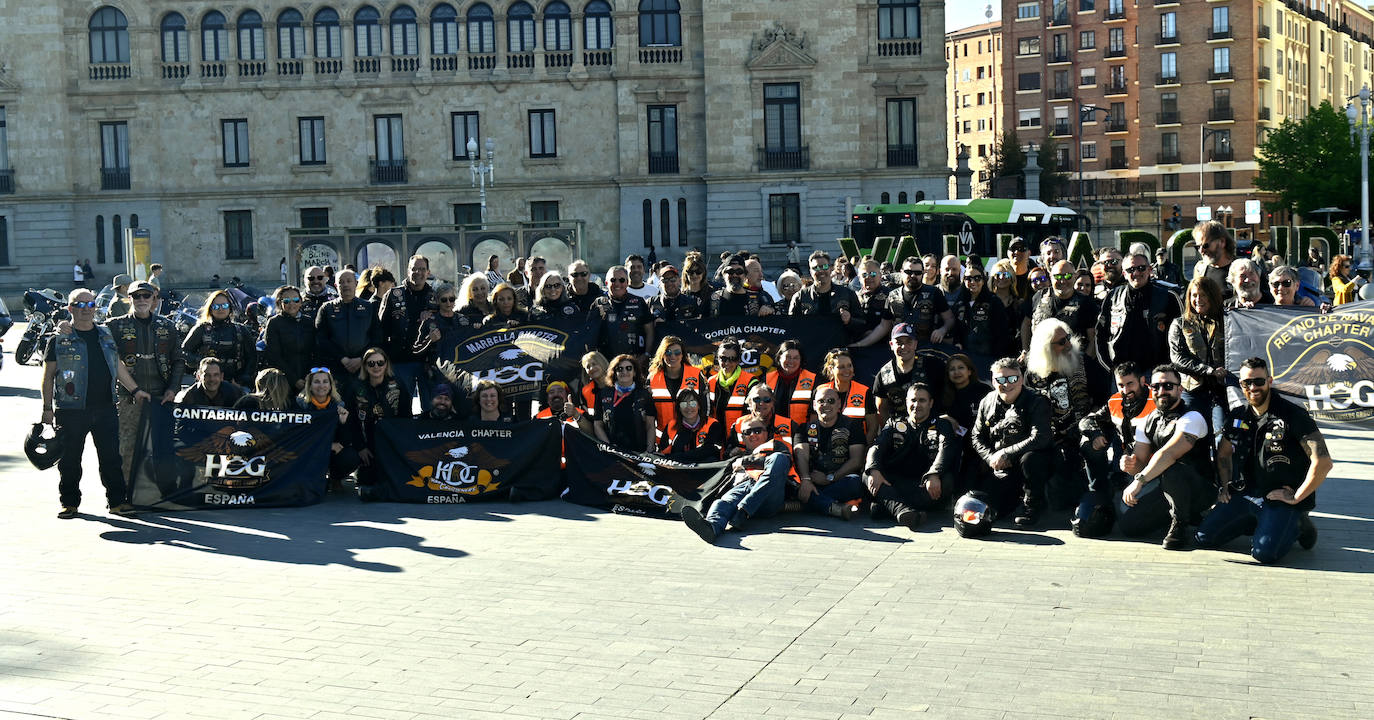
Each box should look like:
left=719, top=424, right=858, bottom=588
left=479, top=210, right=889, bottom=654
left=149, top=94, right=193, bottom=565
left=1170, top=204, right=1182, bottom=230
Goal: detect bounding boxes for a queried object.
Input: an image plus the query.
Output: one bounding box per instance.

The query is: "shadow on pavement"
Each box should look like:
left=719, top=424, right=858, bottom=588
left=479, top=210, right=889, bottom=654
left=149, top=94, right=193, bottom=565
left=0, top=386, right=41, bottom=399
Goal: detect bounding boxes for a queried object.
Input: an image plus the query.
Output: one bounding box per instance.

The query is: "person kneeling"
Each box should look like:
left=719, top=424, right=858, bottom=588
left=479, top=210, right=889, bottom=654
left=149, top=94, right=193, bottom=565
left=791, top=387, right=867, bottom=520
left=680, top=417, right=793, bottom=544
left=864, top=384, right=959, bottom=530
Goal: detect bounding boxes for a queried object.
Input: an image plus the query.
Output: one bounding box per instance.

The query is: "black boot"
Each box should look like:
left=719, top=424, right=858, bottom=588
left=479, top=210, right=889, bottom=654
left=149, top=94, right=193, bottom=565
left=1298, top=514, right=1318, bottom=550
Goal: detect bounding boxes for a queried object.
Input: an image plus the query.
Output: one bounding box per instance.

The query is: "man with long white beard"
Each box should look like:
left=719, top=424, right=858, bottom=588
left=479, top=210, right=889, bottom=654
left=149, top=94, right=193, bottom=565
left=1024, top=319, right=1112, bottom=510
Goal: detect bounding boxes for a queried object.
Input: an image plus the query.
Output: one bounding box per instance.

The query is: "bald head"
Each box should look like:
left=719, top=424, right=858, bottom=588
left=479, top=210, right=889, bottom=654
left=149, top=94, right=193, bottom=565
left=1052, top=260, right=1075, bottom=297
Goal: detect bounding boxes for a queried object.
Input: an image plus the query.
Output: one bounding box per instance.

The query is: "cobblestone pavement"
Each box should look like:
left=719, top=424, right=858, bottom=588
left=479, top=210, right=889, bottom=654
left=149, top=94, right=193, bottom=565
left=1, top=346, right=1372, bottom=720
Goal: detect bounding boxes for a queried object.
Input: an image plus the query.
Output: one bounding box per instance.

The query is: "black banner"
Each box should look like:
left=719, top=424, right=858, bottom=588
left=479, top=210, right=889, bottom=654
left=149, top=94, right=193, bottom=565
left=436, top=322, right=598, bottom=404
left=130, top=403, right=335, bottom=510
left=561, top=429, right=731, bottom=517
left=370, top=418, right=563, bottom=503
left=1225, top=300, right=1374, bottom=428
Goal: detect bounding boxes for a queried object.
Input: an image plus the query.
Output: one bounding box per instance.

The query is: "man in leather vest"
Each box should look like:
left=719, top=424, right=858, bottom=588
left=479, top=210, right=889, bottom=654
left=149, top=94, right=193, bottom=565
left=710, top=262, right=771, bottom=317
left=1075, top=362, right=1156, bottom=537
left=1120, top=364, right=1216, bottom=550
left=872, top=323, right=941, bottom=428
left=592, top=265, right=654, bottom=358
left=1025, top=318, right=1112, bottom=510
left=865, top=383, right=960, bottom=530
left=299, top=265, right=336, bottom=322
left=971, top=357, right=1055, bottom=528
left=1096, top=253, right=1181, bottom=373
left=792, top=387, right=866, bottom=521
left=886, top=256, right=953, bottom=344
left=314, top=269, right=381, bottom=388
left=790, top=251, right=864, bottom=339
left=650, top=265, right=705, bottom=323
left=42, top=288, right=145, bottom=519
left=1027, top=259, right=1097, bottom=354
left=177, top=357, right=245, bottom=408
left=380, top=254, right=437, bottom=411
left=106, top=280, right=185, bottom=481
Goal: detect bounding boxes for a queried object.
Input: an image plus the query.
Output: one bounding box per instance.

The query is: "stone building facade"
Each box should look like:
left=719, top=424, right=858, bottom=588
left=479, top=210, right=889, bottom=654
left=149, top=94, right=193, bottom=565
left=0, top=0, right=947, bottom=294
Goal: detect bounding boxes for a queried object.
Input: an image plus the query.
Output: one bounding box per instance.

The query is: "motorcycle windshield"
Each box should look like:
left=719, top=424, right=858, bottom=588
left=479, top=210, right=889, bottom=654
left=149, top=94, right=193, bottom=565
left=178, top=293, right=205, bottom=320
left=95, top=285, right=117, bottom=307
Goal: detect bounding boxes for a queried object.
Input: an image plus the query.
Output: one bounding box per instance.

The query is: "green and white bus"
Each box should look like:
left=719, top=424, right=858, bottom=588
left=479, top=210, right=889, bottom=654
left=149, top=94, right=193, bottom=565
left=849, top=198, right=1083, bottom=259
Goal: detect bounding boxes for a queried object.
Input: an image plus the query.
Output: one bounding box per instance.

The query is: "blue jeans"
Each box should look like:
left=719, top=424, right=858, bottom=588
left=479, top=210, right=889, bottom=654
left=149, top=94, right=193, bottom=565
left=391, top=361, right=431, bottom=413
left=798, top=474, right=868, bottom=514
left=704, top=452, right=791, bottom=534
left=1194, top=493, right=1304, bottom=565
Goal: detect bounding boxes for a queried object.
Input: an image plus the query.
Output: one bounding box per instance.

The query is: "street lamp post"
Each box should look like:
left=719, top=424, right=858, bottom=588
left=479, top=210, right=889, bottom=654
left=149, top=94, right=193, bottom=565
left=1199, top=126, right=1231, bottom=219
left=1346, top=86, right=1373, bottom=273
left=1077, top=102, right=1112, bottom=219
left=467, top=137, right=496, bottom=225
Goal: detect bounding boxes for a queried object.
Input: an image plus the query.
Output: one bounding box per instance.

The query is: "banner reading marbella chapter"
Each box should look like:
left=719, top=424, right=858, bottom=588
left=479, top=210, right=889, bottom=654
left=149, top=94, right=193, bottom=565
left=1225, top=300, right=1374, bottom=429
left=369, top=418, right=563, bottom=503
left=561, top=430, right=731, bottom=517
left=129, top=403, right=336, bottom=510
left=436, top=321, right=597, bottom=405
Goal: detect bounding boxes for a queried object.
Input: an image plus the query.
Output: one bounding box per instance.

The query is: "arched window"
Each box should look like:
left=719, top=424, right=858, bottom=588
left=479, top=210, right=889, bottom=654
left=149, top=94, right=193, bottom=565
left=544, top=2, right=571, bottom=52
left=508, top=2, right=535, bottom=52
left=161, top=13, right=189, bottom=62
left=584, top=0, right=613, bottom=50
left=880, top=192, right=891, bottom=204
left=390, top=6, right=418, bottom=56
left=638, top=0, right=680, bottom=47
left=96, top=215, right=106, bottom=264
left=130, top=213, right=139, bottom=228
left=313, top=8, right=342, bottom=58
left=278, top=9, right=306, bottom=59
left=467, top=4, right=495, bottom=54
left=431, top=4, right=458, bottom=55
left=641, top=200, right=653, bottom=248
left=897, top=191, right=908, bottom=203
left=237, top=10, right=266, bottom=60
left=112, top=215, right=124, bottom=263
left=877, top=0, right=920, bottom=40
left=355, top=7, right=382, bottom=57
left=89, top=6, right=130, bottom=63
left=659, top=199, right=671, bottom=247
left=677, top=198, right=688, bottom=246
left=203, top=11, right=228, bottom=61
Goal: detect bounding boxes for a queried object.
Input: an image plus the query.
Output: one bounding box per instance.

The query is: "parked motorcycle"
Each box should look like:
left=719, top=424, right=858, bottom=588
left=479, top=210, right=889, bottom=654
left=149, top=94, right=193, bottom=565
left=14, top=288, right=67, bottom=366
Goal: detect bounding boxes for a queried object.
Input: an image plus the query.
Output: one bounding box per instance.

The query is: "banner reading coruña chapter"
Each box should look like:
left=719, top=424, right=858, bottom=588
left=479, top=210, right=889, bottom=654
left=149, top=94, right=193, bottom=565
left=129, top=403, right=336, bottom=510
left=370, top=418, right=562, bottom=503
left=436, top=322, right=597, bottom=404
left=1226, top=301, right=1374, bottom=428
left=561, top=430, right=731, bottom=517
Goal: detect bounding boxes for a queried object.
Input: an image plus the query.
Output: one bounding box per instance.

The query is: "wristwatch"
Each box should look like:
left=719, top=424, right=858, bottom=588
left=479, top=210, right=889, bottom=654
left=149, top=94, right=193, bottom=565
left=1132, top=472, right=1147, bottom=485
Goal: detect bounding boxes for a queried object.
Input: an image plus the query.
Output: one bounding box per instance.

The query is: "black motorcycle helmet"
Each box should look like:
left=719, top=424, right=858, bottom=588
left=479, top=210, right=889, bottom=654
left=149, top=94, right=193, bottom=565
left=953, top=491, right=996, bottom=538
left=24, top=423, right=64, bottom=471
left=1072, top=490, right=1115, bottom=538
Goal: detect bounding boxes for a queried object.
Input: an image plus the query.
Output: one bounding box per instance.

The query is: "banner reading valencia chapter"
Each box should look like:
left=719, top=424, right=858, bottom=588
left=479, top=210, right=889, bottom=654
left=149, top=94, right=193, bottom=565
left=370, top=418, right=563, bottom=503
left=1225, top=300, right=1374, bottom=428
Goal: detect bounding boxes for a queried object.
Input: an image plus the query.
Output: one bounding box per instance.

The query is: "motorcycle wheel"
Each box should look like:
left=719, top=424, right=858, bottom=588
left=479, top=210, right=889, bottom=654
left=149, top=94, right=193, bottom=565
left=15, top=337, right=35, bottom=366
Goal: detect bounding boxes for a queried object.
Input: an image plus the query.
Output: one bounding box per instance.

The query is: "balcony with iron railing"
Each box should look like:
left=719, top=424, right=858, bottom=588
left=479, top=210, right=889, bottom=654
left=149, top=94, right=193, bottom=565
left=1208, top=26, right=1233, bottom=40
left=1109, top=156, right=1130, bottom=169
left=1209, top=147, right=1235, bottom=162
left=1154, top=0, right=1178, bottom=5
left=1050, top=52, right=1071, bottom=64
left=1051, top=86, right=1074, bottom=99
left=1156, top=72, right=1179, bottom=86
left=648, top=151, right=680, bottom=174
left=1259, top=107, right=1272, bottom=121
left=886, top=144, right=919, bottom=167
left=1209, top=106, right=1235, bottom=122
left=1258, top=25, right=1271, bottom=40
left=1106, top=8, right=1126, bottom=20
left=758, top=146, right=809, bottom=171
left=1156, top=32, right=1178, bottom=45
left=0, top=168, right=13, bottom=194
left=1106, top=78, right=1129, bottom=94
left=1052, top=120, right=1072, bottom=136
left=369, top=158, right=407, bottom=184
left=100, top=166, right=131, bottom=190
left=1107, top=119, right=1128, bottom=132
left=1105, top=46, right=1127, bottom=58
left=1157, top=151, right=1181, bottom=164
left=1156, top=110, right=1181, bottom=124
left=1259, top=66, right=1271, bottom=81
left=1209, top=68, right=1233, bottom=80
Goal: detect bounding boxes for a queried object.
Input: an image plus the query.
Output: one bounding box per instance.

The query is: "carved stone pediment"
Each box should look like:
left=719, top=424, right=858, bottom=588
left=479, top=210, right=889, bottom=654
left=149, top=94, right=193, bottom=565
left=747, top=24, right=815, bottom=71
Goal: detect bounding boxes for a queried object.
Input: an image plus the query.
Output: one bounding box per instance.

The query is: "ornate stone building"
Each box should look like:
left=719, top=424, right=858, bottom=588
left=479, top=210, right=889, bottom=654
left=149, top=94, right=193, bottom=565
left=0, top=0, right=947, bottom=293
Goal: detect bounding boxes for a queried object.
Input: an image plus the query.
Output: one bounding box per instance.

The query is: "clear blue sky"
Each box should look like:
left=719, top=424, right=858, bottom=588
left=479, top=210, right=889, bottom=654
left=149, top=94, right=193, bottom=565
left=947, top=3, right=1001, bottom=33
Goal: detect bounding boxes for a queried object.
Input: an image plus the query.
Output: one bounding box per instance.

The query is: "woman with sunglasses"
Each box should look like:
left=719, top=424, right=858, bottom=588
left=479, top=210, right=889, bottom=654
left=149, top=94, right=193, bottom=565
left=234, top=368, right=294, bottom=411
left=817, top=348, right=877, bottom=442
left=295, top=367, right=357, bottom=492
left=350, top=347, right=412, bottom=495
left=1267, top=265, right=1315, bottom=307
left=658, top=388, right=724, bottom=462
left=456, top=274, right=492, bottom=325
left=414, top=282, right=470, bottom=392
left=681, top=254, right=715, bottom=316
left=593, top=354, right=657, bottom=453
left=1329, top=254, right=1365, bottom=305
left=529, top=272, right=578, bottom=322
left=950, top=262, right=1008, bottom=358
left=576, top=351, right=610, bottom=420
left=988, top=258, right=1027, bottom=351
left=181, top=289, right=257, bottom=387
left=647, top=336, right=705, bottom=441
left=262, top=285, right=315, bottom=391
left=705, top=338, right=760, bottom=429
left=481, top=282, right=530, bottom=329
left=473, top=380, right=514, bottom=423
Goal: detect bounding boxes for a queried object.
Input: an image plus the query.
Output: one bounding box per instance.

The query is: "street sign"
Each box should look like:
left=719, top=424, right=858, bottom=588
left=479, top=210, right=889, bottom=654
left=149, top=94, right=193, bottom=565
left=1196, top=206, right=1213, bottom=221
left=1245, top=200, right=1261, bottom=225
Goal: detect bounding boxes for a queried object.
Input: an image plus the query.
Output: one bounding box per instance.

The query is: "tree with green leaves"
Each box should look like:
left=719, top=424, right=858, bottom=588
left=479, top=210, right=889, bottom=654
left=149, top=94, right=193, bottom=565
left=983, top=130, right=1068, bottom=203
left=1255, top=100, right=1370, bottom=217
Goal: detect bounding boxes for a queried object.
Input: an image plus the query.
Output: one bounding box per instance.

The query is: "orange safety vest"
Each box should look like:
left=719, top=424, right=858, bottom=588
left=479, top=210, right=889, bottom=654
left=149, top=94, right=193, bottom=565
left=765, top=369, right=816, bottom=428
left=649, top=365, right=704, bottom=438
left=707, top=371, right=758, bottom=428
left=664, top=416, right=721, bottom=455
left=732, top=413, right=793, bottom=447
left=580, top=382, right=598, bottom=419
left=818, top=380, right=871, bottom=434
left=1108, top=391, right=1156, bottom=426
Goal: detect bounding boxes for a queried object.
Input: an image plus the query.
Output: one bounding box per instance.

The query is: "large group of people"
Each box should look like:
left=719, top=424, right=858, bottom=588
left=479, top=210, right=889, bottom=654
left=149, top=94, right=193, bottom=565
left=37, top=220, right=1340, bottom=566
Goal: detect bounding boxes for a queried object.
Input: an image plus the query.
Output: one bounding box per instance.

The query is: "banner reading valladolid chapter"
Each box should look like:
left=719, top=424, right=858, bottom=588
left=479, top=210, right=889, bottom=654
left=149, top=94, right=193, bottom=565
left=435, top=322, right=597, bottom=405
left=1226, top=300, right=1374, bottom=428
left=129, top=403, right=336, bottom=510
left=561, top=430, right=730, bottom=517
left=370, top=418, right=562, bottom=503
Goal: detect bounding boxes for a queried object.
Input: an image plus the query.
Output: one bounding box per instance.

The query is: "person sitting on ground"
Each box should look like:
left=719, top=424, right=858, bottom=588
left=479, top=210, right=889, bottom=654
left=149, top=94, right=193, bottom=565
left=233, top=368, right=293, bottom=411
left=727, top=384, right=792, bottom=454
left=178, top=357, right=244, bottom=408
left=970, top=357, right=1054, bottom=528
left=658, top=387, right=725, bottom=463
left=865, top=383, right=960, bottom=530
left=1074, top=362, right=1156, bottom=538
left=679, top=415, right=796, bottom=544
left=425, top=384, right=460, bottom=422
left=350, top=347, right=413, bottom=497
left=790, top=386, right=867, bottom=521
left=1195, top=357, right=1331, bottom=564
left=593, top=354, right=656, bottom=453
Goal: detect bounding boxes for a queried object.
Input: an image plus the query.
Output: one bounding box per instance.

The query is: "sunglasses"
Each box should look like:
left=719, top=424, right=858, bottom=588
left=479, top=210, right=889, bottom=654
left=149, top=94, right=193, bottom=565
left=725, top=269, right=745, bottom=276
left=571, top=271, right=589, bottom=278
left=742, top=426, right=767, bottom=436
left=993, top=271, right=1012, bottom=280
left=1150, top=381, right=1178, bottom=391
left=902, top=269, right=923, bottom=276
left=1102, top=259, right=1120, bottom=267
left=718, top=355, right=739, bottom=363
left=1270, top=280, right=1293, bottom=288
left=1241, top=378, right=1269, bottom=388
left=1031, top=276, right=1051, bottom=285
left=1126, top=266, right=1150, bottom=274
left=1052, top=273, right=1074, bottom=282
left=130, top=292, right=154, bottom=300
left=750, top=396, right=774, bottom=404
left=545, top=284, right=564, bottom=290
left=993, top=375, right=1020, bottom=385
left=308, top=276, right=326, bottom=281
left=439, top=297, right=457, bottom=303
left=309, top=366, right=331, bottom=374
left=862, top=271, right=880, bottom=278
left=210, top=302, right=232, bottom=310
left=615, top=365, right=635, bottom=372
left=366, top=360, right=387, bottom=368
left=687, top=269, right=705, bottom=275
left=1011, top=247, right=1029, bottom=253
left=965, top=275, right=985, bottom=282
left=678, top=399, right=699, bottom=408
left=1051, top=336, right=1070, bottom=346
left=665, top=349, right=683, bottom=357
left=281, top=297, right=302, bottom=304
left=811, top=264, right=832, bottom=271
left=69, top=300, right=98, bottom=309
left=609, top=277, right=628, bottom=284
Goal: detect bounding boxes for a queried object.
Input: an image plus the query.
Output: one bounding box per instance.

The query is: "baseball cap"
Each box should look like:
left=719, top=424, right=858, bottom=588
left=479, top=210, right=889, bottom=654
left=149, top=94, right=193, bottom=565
left=890, top=323, right=915, bottom=340
left=1008, top=238, right=1029, bottom=252
left=128, top=280, right=157, bottom=294
left=659, top=264, right=680, bottom=278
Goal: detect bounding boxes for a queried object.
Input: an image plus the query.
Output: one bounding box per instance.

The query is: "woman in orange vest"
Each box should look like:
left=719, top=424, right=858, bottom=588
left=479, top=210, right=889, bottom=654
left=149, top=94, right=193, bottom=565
left=705, top=338, right=759, bottom=429
left=764, top=339, right=815, bottom=428
left=817, top=348, right=877, bottom=442
left=576, top=351, right=609, bottom=420
left=659, top=388, right=725, bottom=462
left=647, top=335, right=705, bottom=441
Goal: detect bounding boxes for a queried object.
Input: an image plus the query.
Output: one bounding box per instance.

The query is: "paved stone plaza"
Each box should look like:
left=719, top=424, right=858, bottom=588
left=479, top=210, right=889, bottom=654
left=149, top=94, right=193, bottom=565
left=1, top=353, right=1372, bottom=720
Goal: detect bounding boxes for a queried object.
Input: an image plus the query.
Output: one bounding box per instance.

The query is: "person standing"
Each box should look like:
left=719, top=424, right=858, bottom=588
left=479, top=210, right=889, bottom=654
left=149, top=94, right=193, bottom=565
left=790, top=251, right=866, bottom=342
left=380, top=254, right=437, bottom=410
left=592, top=266, right=654, bottom=359
left=299, top=266, right=336, bottom=322
left=262, top=285, right=316, bottom=392
left=82, top=258, right=95, bottom=283
left=42, top=288, right=144, bottom=518
left=73, top=259, right=84, bottom=284
left=314, top=269, right=381, bottom=390
left=181, top=289, right=257, bottom=386
left=567, top=259, right=605, bottom=313
left=1191, top=220, right=1237, bottom=302
left=886, top=256, right=954, bottom=344
left=106, top=280, right=185, bottom=482
left=1096, top=253, right=1181, bottom=373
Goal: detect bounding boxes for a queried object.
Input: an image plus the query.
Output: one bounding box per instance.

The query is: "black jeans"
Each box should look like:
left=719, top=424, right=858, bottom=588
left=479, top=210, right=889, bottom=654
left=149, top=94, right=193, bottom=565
left=874, top=472, right=947, bottom=519
left=974, top=447, right=1055, bottom=517
left=55, top=406, right=127, bottom=508
left=1118, top=463, right=1211, bottom=538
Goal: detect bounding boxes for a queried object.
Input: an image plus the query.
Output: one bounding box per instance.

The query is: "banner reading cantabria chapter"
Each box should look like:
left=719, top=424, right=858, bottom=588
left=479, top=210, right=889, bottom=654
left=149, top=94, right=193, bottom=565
left=1226, top=300, right=1374, bottom=428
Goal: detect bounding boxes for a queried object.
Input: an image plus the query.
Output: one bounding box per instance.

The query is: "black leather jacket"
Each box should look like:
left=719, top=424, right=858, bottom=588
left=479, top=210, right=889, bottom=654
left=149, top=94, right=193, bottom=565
left=1168, top=315, right=1226, bottom=394
left=262, top=312, right=315, bottom=389
left=314, top=296, right=381, bottom=367
left=182, top=318, right=256, bottom=385
left=971, top=388, right=1053, bottom=463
